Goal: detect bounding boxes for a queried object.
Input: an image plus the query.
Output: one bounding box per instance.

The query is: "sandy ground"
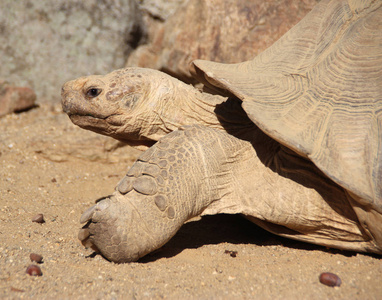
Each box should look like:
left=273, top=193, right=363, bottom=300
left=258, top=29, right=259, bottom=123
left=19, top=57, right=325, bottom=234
left=1, top=103, right=382, bottom=299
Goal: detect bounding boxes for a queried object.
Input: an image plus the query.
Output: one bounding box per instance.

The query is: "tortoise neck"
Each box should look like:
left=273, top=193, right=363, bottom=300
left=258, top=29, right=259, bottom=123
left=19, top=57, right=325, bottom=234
left=139, top=76, right=254, bottom=146
left=150, top=78, right=225, bottom=134
left=162, top=78, right=254, bottom=135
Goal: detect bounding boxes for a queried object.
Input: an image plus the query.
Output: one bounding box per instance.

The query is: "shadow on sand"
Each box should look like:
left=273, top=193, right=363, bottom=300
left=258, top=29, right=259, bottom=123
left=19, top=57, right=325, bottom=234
left=139, top=214, right=362, bottom=263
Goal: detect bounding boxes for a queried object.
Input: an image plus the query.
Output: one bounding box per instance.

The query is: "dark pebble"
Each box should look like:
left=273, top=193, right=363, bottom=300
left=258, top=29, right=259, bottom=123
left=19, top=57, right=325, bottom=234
left=32, top=214, right=45, bottom=224
left=319, top=272, right=341, bottom=287
left=224, top=250, right=238, bottom=258
left=30, top=253, right=43, bottom=263
left=26, top=265, right=42, bottom=276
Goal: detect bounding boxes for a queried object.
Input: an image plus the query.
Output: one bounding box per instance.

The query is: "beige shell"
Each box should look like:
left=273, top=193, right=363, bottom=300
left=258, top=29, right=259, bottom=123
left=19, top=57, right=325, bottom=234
left=191, top=0, right=382, bottom=213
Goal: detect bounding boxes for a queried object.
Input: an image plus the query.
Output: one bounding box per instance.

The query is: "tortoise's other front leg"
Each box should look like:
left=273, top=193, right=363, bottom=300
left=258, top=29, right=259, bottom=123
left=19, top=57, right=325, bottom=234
left=78, top=125, right=239, bottom=262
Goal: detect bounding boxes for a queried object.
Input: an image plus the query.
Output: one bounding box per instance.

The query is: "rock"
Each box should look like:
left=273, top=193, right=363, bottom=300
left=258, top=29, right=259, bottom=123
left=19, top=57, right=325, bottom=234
left=224, top=250, right=238, bottom=258
left=32, top=214, right=45, bottom=224
left=26, top=265, right=42, bottom=276
left=30, top=253, right=43, bottom=263
left=127, top=0, right=318, bottom=82
left=319, top=272, right=342, bottom=287
left=139, top=0, right=189, bottom=20
left=0, top=81, right=36, bottom=117
left=0, top=0, right=145, bottom=101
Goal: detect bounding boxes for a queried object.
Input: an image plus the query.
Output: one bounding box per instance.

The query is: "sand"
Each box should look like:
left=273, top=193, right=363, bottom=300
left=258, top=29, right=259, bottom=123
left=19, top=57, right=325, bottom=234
left=1, top=103, right=381, bottom=299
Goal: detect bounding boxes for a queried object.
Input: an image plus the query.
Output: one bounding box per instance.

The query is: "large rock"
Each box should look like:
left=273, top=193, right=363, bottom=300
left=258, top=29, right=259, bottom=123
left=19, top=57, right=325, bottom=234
left=127, top=0, right=319, bottom=82
left=0, top=0, right=144, bottom=101
left=0, top=81, right=36, bottom=117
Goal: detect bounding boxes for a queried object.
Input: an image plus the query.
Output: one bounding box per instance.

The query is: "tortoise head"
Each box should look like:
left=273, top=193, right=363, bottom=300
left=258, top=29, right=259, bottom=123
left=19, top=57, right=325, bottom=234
left=61, top=68, right=179, bottom=148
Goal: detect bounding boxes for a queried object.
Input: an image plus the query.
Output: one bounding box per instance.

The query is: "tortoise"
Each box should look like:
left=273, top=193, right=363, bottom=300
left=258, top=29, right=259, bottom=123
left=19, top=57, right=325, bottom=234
left=61, top=0, right=382, bottom=263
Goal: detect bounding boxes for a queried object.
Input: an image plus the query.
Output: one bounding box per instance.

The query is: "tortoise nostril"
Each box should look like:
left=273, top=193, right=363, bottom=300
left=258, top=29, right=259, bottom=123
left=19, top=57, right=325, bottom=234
left=61, top=86, right=67, bottom=96
left=61, top=96, right=76, bottom=115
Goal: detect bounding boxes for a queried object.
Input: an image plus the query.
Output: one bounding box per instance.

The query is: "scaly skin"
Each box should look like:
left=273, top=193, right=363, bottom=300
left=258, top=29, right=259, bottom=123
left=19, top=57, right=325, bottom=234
left=78, top=125, right=254, bottom=262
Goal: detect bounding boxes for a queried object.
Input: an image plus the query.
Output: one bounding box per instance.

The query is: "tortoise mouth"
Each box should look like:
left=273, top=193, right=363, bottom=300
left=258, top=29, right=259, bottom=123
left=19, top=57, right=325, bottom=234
left=69, top=113, right=102, bottom=122
left=69, top=112, right=124, bottom=125
left=69, top=114, right=110, bottom=132
left=69, top=114, right=156, bottom=148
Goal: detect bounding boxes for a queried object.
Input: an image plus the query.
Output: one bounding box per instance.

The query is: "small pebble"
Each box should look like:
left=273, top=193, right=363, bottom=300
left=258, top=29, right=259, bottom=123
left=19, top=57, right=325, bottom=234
left=32, top=214, right=45, bottom=224
left=11, top=286, right=25, bottom=292
left=224, top=250, right=238, bottom=258
left=26, top=265, right=42, bottom=276
left=30, top=253, right=43, bottom=263
left=319, top=272, right=341, bottom=287
left=51, top=178, right=57, bottom=183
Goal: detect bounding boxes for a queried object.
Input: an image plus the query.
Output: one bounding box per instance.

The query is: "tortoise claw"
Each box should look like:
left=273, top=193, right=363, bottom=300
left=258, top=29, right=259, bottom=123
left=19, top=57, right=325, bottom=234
left=80, top=205, right=96, bottom=224
left=78, top=228, right=99, bottom=252
left=78, top=200, right=111, bottom=253
left=78, top=228, right=90, bottom=241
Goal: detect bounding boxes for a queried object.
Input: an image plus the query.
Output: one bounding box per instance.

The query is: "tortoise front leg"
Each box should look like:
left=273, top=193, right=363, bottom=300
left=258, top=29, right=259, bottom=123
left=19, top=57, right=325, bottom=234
left=78, top=125, right=235, bottom=262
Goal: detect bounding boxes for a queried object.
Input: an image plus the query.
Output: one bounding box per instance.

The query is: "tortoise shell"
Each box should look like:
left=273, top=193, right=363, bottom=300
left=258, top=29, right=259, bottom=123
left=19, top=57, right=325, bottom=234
left=191, top=0, right=382, bottom=213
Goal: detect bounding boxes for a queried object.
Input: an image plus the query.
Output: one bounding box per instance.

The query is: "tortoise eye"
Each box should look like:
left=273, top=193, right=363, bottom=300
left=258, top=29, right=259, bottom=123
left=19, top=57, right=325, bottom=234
left=86, top=88, right=102, bottom=98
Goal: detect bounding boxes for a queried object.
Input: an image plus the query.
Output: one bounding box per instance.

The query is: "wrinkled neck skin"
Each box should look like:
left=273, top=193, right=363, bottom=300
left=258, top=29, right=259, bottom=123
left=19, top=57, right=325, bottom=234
left=136, top=79, right=224, bottom=142
left=122, top=76, right=254, bottom=150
